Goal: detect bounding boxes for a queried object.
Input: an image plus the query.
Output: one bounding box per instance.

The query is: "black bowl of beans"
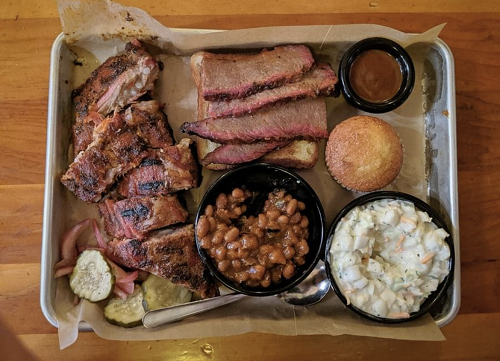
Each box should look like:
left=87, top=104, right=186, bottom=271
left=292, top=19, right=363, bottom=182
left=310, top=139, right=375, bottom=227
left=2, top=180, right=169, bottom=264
left=195, top=163, right=326, bottom=296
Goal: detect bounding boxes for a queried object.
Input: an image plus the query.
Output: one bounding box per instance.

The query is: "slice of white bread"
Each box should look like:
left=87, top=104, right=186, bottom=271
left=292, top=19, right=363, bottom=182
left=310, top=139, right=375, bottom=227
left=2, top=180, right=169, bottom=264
left=190, top=51, right=319, bottom=170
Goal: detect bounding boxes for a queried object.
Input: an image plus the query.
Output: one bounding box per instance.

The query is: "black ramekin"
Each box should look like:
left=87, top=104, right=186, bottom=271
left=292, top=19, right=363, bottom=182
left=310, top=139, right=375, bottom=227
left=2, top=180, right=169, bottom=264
left=339, top=37, right=415, bottom=113
left=195, top=163, right=326, bottom=297
left=324, top=191, right=455, bottom=323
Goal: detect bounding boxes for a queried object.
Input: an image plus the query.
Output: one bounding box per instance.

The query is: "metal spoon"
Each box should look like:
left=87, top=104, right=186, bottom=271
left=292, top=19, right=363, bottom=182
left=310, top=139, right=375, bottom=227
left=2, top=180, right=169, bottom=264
left=277, top=260, right=330, bottom=306
left=142, top=261, right=330, bottom=328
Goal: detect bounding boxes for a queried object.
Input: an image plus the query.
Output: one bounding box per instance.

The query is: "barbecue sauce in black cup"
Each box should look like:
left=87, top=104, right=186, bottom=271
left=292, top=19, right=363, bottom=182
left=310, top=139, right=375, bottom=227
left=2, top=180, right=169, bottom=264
left=339, top=38, right=415, bottom=113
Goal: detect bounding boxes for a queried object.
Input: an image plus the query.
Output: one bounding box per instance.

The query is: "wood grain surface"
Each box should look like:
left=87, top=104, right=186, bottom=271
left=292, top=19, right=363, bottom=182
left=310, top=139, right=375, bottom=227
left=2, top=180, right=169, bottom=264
left=0, top=0, right=499, bottom=360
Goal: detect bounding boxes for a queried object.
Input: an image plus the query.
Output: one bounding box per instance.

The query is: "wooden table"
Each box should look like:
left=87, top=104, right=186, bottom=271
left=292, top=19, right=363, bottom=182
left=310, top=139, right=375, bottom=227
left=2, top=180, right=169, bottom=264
left=1, top=1, right=499, bottom=360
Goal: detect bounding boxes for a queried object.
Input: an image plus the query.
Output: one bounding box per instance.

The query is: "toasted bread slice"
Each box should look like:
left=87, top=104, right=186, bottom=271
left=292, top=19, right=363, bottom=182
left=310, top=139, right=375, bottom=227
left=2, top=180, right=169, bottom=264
left=261, top=140, right=319, bottom=169
left=190, top=51, right=319, bottom=170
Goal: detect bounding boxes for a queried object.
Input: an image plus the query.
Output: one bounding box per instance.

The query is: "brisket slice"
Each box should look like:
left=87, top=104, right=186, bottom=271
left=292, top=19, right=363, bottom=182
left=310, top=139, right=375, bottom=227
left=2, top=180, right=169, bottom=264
left=180, top=98, right=328, bottom=144
left=105, top=225, right=219, bottom=298
left=207, top=63, right=338, bottom=118
left=72, top=40, right=159, bottom=154
left=62, top=101, right=172, bottom=203
left=98, top=195, right=188, bottom=240
left=201, top=141, right=290, bottom=165
left=117, top=138, right=198, bottom=198
left=61, top=114, right=148, bottom=203
left=199, top=45, right=314, bottom=101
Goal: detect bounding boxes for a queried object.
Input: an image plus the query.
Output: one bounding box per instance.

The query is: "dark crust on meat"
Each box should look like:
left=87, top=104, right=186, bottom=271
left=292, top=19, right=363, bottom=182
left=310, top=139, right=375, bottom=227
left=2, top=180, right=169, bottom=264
left=117, top=138, right=198, bottom=198
left=200, top=45, right=314, bottom=101
left=98, top=195, right=188, bottom=239
left=105, top=225, right=219, bottom=298
left=125, top=101, right=174, bottom=149
left=72, top=40, right=155, bottom=122
left=61, top=114, right=148, bottom=203
left=201, top=141, right=290, bottom=165
left=206, top=63, right=338, bottom=118
left=72, top=53, right=134, bottom=121
left=71, top=40, right=159, bottom=155
left=72, top=122, right=95, bottom=156
left=62, top=100, right=177, bottom=203
left=180, top=98, right=328, bottom=144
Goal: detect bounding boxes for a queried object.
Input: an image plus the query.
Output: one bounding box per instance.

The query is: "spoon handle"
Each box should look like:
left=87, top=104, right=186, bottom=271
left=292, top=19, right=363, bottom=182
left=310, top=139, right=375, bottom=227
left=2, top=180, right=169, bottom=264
left=142, top=293, right=246, bottom=328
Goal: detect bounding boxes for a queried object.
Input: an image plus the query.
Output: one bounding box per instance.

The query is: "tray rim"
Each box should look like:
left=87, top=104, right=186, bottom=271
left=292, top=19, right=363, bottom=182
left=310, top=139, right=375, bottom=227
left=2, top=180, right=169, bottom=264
left=430, top=37, right=461, bottom=327
left=40, top=30, right=460, bottom=330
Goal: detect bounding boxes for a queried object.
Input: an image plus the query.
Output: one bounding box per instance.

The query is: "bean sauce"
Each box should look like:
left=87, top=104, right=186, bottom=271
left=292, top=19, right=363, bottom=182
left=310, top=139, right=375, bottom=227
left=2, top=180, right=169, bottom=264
left=197, top=188, right=310, bottom=288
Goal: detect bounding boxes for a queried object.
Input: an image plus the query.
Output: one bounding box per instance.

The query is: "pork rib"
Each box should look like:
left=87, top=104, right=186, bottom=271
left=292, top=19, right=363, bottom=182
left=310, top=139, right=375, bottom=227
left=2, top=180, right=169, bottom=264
left=72, top=40, right=159, bottom=155
left=61, top=114, right=148, bottom=202
left=105, top=225, right=219, bottom=298
left=206, top=63, right=338, bottom=118
left=117, top=138, right=198, bottom=198
left=180, top=98, right=328, bottom=144
left=124, top=100, right=174, bottom=149
left=62, top=101, right=172, bottom=203
left=199, top=45, right=314, bottom=101
left=98, top=195, right=188, bottom=240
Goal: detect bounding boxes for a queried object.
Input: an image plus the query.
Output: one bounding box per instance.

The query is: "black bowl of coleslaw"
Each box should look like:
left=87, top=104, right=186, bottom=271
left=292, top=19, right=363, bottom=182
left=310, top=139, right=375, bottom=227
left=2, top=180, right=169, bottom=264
left=324, top=191, right=455, bottom=323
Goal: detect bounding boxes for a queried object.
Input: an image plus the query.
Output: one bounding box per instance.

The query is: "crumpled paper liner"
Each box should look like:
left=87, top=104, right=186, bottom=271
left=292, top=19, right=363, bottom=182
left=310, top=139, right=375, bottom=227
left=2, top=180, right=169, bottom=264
left=53, top=0, right=447, bottom=349
left=55, top=278, right=444, bottom=348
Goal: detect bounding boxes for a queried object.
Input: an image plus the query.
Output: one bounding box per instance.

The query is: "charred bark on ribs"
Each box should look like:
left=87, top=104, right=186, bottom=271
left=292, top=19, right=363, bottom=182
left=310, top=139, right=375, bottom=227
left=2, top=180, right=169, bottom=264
left=106, top=225, right=219, bottom=298
left=72, top=40, right=160, bottom=155
left=117, top=138, right=198, bottom=198
left=98, top=195, right=189, bottom=240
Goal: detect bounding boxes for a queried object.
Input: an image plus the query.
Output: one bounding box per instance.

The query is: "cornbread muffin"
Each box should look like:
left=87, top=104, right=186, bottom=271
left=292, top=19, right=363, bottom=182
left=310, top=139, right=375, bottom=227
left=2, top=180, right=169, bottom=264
left=325, top=116, right=403, bottom=192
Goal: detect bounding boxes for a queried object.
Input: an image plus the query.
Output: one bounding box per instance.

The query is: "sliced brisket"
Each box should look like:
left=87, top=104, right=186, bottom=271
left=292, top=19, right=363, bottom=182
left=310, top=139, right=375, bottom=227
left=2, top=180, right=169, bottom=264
left=199, top=45, right=314, bottom=101
left=117, top=138, right=198, bottom=198
left=98, top=195, right=188, bottom=240
left=105, top=225, right=219, bottom=298
left=207, top=63, right=338, bottom=118
left=180, top=98, right=328, bottom=144
left=201, top=141, right=290, bottom=165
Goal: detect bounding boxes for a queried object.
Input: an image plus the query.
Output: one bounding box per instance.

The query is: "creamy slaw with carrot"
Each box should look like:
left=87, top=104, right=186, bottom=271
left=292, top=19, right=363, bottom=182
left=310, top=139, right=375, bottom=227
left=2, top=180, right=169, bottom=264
left=329, top=199, right=451, bottom=319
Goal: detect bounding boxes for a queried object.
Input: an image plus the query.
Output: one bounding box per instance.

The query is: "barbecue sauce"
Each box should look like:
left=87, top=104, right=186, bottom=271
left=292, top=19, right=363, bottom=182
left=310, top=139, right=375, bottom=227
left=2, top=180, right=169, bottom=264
left=349, top=49, right=403, bottom=103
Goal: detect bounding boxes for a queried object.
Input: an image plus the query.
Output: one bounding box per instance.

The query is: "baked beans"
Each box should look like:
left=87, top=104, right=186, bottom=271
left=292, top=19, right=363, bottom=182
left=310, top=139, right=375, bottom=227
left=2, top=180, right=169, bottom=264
left=197, top=188, right=310, bottom=288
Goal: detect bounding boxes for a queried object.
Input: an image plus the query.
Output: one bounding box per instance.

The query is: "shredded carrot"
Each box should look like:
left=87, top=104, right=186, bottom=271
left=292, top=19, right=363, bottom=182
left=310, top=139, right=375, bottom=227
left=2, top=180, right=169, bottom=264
left=395, top=234, right=405, bottom=252
left=421, top=252, right=436, bottom=264
left=390, top=312, right=410, bottom=319
left=344, top=290, right=355, bottom=305
left=395, top=247, right=405, bottom=254
left=400, top=216, right=417, bottom=227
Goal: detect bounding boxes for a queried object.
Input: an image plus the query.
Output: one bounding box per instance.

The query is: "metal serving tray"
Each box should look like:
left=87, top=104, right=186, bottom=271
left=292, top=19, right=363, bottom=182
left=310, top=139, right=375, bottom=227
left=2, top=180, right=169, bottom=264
left=41, top=31, right=460, bottom=329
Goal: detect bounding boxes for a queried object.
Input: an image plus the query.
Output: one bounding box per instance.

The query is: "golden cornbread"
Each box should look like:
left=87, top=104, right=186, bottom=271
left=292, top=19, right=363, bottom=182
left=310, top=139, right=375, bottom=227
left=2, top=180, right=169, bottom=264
left=325, top=116, right=403, bottom=192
